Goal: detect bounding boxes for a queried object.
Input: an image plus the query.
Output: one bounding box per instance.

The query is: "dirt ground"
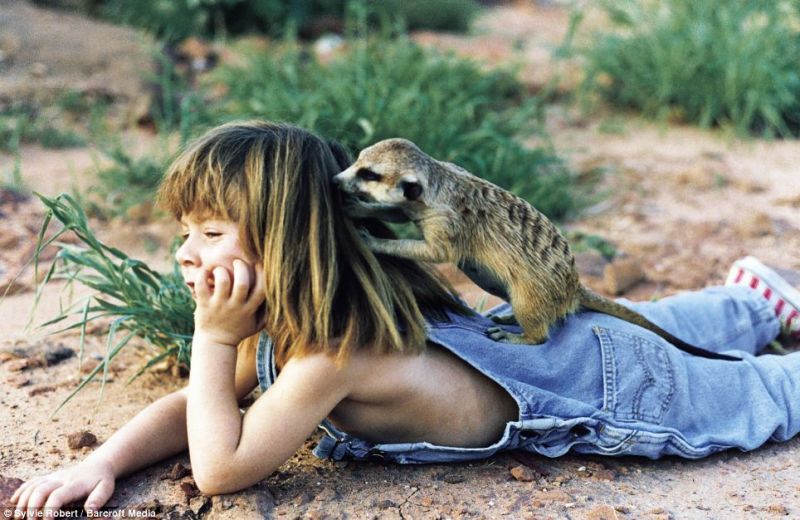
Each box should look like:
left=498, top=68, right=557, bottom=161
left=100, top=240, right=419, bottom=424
left=2, top=1, right=800, bottom=519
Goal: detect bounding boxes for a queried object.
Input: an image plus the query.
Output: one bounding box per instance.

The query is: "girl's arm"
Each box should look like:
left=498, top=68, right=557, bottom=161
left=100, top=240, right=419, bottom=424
left=10, top=341, right=259, bottom=513
left=188, top=344, right=350, bottom=495
left=186, top=260, right=351, bottom=495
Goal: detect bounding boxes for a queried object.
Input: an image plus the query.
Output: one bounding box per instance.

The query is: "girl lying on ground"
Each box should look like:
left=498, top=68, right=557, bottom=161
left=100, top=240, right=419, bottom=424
left=11, top=120, right=800, bottom=514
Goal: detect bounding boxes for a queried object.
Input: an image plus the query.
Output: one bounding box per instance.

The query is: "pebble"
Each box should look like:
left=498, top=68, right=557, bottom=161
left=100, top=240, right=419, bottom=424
left=442, top=473, right=466, bottom=484
left=179, top=481, right=201, bottom=502
left=66, top=430, right=97, bottom=449
left=510, top=465, right=536, bottom=482
left=163, top=461, right=191, bottom=480
left=604, top=256, right=645, bottom=295
left=584, top=504, right=620, bottom=520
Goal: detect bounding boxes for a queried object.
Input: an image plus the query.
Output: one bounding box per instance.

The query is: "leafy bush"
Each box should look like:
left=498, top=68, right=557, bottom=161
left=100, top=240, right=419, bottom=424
left=87, top=142, right=172, bottom=220
left=380, top=0, right=481, bottom=32
left=30, top=193, right=193, bottom=415
left=99, top=0, right=479, bottom=44
left=582, top=0, right=800, bottom=136
left=0, top=108, right=86, bottom=152
left=209, top=36, right=576, bottom=219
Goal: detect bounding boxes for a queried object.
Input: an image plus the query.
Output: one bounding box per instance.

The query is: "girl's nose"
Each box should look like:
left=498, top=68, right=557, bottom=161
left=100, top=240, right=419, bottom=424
left=175, top=238, right=199, bottom=266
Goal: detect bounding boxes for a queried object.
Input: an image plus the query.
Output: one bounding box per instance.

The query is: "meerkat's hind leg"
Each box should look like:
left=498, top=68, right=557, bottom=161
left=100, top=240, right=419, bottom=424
left=486, top=323, right=549, bottom=344
left=486, top=293, right=552, bottom=345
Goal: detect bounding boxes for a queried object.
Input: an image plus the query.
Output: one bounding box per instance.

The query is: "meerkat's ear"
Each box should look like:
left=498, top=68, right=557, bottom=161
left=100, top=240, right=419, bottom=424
left=400, top=177, right=422, bottom=201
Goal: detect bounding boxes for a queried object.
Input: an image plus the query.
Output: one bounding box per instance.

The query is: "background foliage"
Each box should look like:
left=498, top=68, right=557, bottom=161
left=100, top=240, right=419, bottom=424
left=581, top=0, right=800, bottom=136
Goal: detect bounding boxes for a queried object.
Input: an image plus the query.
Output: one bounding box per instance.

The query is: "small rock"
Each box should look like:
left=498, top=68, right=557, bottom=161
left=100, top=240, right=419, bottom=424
left=163, top=462, right=191, bottom=480
left=29, top=62, right=49, bottom=77
left=532, top=489, right=573, bottom=506
left=28, top=385, right=57, bottom=397
left=6, top=358, right=35, bottom=372
left=0, top=475, right=25, bottom=506
left=510, top=465, right=535, bottom=482
left=442, top=473, right=466, bottom=484
left=674, top=166, right=721, bottom=190
left=577, top=462, right=617, bottom=481
left=575, top=250, right=609, bottom=279
left=732, top=178, right=766, bottom=194
left=765, top=504, right=789, bottom=515
left=374, top=499, right=398, bottom=509
left=585, top=504, right=620, bottom=520
left=509, top=451, right=550, bottom=477
left=180, top=481, right=201, bottom=502
left=313, top=487, right=337, bottom=502
left=43, top=344, right=75, bottom=366
left=604, top=257, right=645, bottom=295
left=7, top=375, right=31, bottom=388
left=66, top=431, right=97, bottom=450
left=0, top=276, right=30, bottom=297
left=733, top=213, right=774, bottom=239
left=776, top=193, right=800, bottom=208
left=0, top=352, right=19, bottom=363
left=292, top=491, right=314, bottom=506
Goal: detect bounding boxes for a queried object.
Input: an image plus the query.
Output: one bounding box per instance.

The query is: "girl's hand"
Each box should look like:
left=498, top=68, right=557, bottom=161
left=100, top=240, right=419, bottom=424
left=193, top=259, right=266, bottom=347
left=10, top=457, right=116, bottom=515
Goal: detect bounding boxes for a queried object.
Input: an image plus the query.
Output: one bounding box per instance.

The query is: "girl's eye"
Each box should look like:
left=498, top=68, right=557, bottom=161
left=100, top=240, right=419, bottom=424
left=204, top=232, right=221, bottom=238
left=180, top=233, right=189, bottom=241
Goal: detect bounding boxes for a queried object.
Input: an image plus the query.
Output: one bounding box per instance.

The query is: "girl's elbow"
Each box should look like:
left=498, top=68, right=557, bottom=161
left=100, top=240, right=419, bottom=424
left=192, top=461, right=240, bottom=496
left=193, top=461, right=268, bottom=496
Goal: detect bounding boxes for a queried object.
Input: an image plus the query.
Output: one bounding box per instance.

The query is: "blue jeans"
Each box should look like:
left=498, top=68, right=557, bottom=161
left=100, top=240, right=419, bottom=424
left=257, top=286, right=794, bottom=463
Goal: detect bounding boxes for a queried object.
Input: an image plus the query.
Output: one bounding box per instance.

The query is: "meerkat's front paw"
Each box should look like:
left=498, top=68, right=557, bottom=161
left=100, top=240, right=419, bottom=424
left=488, top=312, right=518, bottom=325
left=486, top=326, right=545, bottom=345
left=357, top=227, right=376, bottom=243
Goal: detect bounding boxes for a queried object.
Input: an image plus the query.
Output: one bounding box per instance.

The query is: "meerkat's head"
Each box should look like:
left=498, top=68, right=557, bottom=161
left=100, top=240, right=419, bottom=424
left=333, top=138, right=430, bottom=205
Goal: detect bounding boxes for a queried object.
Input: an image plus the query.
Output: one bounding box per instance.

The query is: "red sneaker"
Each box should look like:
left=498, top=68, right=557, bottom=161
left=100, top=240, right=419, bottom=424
left=726, top=256, right=800, bottom=339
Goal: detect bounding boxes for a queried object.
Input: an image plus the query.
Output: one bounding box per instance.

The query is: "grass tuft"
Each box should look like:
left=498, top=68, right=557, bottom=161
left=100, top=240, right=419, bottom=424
left=30, top=193, right=193, bottom=416
left=581, top=0, right=800, bottom=136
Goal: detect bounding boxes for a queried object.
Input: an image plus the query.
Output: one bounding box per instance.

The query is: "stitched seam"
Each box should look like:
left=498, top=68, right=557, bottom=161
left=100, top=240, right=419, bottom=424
left=594, top=326, right=675, bottom=425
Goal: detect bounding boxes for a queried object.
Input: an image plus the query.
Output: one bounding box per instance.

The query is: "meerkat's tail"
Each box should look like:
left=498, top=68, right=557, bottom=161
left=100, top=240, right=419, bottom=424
left=577, top=286, right=740, bottom=361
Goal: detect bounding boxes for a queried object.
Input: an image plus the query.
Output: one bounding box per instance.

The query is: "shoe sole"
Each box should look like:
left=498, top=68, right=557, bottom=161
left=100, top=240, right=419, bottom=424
left=728, top=256, right=800, bottom=337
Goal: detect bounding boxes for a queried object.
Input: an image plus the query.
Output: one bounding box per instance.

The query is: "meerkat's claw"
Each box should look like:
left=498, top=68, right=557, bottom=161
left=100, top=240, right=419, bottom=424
left=486, top=326, right=522, bottom=343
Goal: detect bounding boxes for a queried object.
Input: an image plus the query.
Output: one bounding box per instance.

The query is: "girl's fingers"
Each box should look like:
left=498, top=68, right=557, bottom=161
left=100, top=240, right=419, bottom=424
left=249, top=263, right=266, bottom=308
left=194, top=269, right=212, bottom=302
left=10, top=479, right=29, bottom=502
left=25, top=480, right=63, bottom=512
left=212, top=266, right=231, bottom=302
left=84, top=477, right=115, bottom=512
left=230, top=259, right=251, bottom=303
left=14, top=478, right=40, bottom=511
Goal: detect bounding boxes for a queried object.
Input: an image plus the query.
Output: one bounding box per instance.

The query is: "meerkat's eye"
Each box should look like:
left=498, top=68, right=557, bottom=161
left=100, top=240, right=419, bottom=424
left=400, top=180, right=422, bottom=201
left=356, top=168, right=381, bottom=182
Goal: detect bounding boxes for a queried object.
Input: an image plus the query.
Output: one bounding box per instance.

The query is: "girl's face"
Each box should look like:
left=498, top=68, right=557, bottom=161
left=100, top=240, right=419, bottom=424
left=175, top=213, right=254, bottom=298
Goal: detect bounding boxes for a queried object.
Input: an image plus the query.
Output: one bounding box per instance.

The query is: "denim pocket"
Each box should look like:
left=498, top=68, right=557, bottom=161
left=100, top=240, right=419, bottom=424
left=593, top=326, right=675, bottom=425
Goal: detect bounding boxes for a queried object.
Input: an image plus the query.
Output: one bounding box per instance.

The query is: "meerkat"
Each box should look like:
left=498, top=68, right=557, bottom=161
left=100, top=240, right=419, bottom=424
left=333, top=138, right=738, bottom=361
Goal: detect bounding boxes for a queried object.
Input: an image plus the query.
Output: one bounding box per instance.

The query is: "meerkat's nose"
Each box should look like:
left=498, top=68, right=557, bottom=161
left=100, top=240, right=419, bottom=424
left=332, top=170, right=349, bottom=185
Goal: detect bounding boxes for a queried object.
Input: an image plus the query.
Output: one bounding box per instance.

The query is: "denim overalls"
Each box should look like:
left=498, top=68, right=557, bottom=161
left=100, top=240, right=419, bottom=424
left=256, top=285, right=799, bottom=463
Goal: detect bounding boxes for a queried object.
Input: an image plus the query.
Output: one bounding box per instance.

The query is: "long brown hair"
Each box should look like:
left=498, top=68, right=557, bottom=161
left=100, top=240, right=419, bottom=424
left=157, top=120, right=467, bottom=366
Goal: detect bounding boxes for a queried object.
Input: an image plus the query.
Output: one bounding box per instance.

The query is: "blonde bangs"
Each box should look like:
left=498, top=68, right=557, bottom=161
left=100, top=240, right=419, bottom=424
left=157, top=132, right=249, bottom=224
